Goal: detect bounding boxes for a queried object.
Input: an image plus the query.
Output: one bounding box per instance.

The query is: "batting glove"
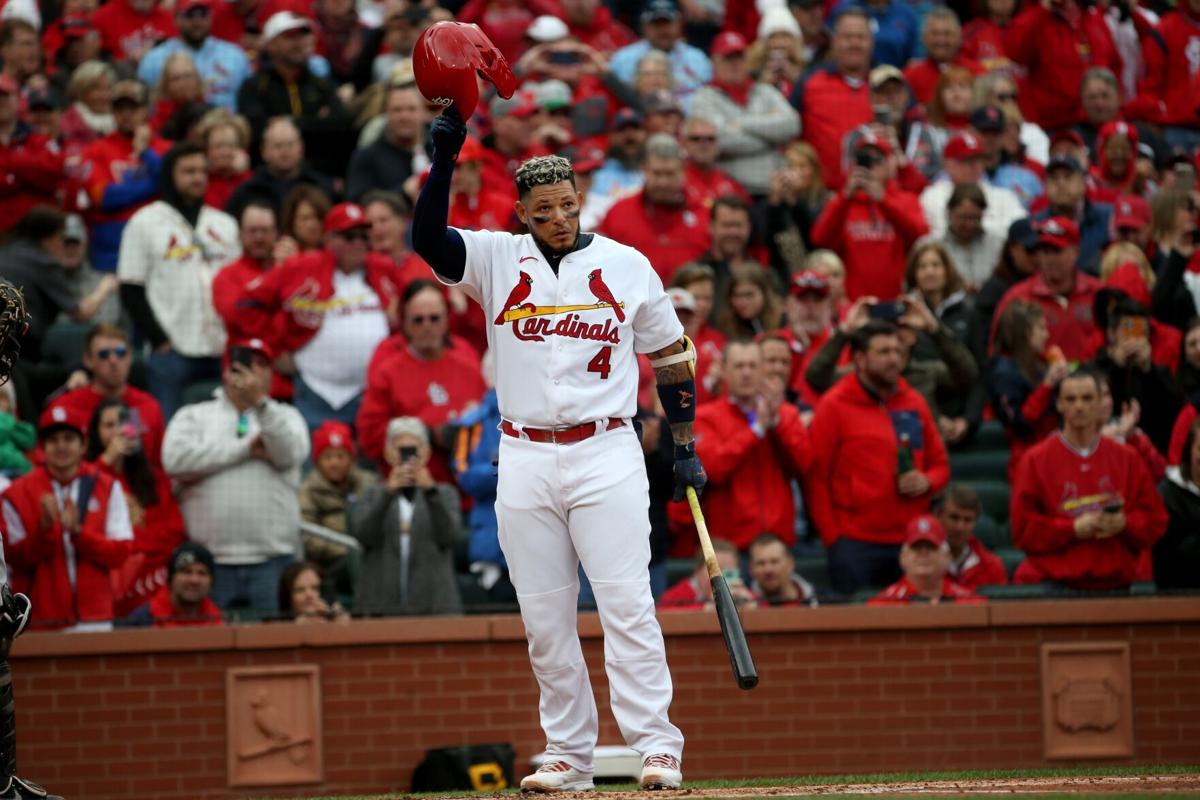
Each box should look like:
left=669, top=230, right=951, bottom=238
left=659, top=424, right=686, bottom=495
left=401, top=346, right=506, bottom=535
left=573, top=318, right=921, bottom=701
left=430, top=106, right=467, bottom=163
left=673, top=442, right=707, bottom=502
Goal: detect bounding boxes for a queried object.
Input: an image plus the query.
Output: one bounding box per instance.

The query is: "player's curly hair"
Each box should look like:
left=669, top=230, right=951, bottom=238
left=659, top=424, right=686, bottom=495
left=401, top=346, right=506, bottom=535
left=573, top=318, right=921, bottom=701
left=515, top=155, right=576, bottom=198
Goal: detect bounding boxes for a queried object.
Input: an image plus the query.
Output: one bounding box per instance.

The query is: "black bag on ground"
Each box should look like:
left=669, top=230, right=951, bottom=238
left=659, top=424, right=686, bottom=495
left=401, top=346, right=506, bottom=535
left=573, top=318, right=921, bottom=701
left=410, top=743, right=516, bottom=791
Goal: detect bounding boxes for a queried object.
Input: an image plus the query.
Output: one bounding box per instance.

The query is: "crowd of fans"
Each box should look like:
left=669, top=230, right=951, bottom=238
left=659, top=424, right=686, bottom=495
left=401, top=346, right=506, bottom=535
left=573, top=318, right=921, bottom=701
left=0, top=0, right=1197, bottom=628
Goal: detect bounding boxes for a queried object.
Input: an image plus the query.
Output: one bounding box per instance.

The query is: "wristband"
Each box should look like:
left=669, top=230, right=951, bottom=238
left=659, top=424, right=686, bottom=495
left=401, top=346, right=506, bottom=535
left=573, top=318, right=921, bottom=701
left=657, top=377, right=697, bottom=425
left=674, top=441, right=696, bottom=461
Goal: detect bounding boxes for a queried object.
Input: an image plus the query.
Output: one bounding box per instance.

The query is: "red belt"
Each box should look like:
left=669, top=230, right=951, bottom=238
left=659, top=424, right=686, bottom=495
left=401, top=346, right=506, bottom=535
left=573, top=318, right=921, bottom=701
left=500, top=419, right=625, bottom=444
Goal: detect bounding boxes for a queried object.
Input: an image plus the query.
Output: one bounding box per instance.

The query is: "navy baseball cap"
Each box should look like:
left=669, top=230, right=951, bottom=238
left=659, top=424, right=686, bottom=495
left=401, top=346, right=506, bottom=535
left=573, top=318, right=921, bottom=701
left=1046, top=154, right=1083, bottom=175
left=641, top=0, right=680, bottom=23
left=1007, top=217, right=1038, bottom=249
left=969, top=104, right=1005, bottom=133
left=612, top=107, right=643, bottom=130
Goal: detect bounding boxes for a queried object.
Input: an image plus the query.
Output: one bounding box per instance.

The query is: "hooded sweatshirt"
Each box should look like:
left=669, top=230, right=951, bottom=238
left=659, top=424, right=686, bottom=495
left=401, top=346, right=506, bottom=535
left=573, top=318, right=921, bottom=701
left=1087, top=121, right=1138, bottom=205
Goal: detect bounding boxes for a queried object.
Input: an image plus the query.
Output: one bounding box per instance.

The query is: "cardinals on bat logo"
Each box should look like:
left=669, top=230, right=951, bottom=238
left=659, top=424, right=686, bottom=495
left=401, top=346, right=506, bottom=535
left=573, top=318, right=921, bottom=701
left=493, top=268, right=628, bottom=343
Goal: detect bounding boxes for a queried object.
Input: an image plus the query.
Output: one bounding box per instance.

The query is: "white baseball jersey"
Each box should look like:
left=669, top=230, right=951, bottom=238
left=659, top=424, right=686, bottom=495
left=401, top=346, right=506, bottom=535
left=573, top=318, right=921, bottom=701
left=437, top=229, right=683, bottom=428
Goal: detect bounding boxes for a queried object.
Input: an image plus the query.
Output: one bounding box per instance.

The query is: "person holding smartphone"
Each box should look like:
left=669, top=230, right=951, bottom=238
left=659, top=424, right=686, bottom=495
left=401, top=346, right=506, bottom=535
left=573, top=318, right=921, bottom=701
left=348, top=416, right=462, bottom=617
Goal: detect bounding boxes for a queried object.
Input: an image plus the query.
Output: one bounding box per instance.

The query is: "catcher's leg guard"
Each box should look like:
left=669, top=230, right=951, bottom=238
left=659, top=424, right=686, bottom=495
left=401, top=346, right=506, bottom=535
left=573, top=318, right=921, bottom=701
left=0, top=625, right=63, bottom=799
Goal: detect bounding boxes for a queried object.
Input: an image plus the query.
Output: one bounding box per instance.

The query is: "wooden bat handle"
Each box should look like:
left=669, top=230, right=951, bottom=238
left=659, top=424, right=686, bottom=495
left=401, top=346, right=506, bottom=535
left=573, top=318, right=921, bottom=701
left=685, top=487, right=721, bottom=580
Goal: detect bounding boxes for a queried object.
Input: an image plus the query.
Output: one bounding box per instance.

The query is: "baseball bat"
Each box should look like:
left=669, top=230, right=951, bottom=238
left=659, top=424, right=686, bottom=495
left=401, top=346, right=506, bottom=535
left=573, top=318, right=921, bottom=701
left=685, top=487, right=758, bottom=690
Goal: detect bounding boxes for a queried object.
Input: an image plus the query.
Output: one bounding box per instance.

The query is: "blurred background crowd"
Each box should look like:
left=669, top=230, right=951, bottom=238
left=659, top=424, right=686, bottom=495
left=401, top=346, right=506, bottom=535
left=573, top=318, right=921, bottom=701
left=0, top=0, right=1197, bottom=629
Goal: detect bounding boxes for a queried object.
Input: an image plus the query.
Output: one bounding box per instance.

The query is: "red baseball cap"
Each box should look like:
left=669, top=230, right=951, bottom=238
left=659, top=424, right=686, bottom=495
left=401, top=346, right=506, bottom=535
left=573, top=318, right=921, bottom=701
left=904, top=514, right=945, bottom=547
left=789, top=270, right=830, bottom=298
left=1049, top=128, right=1085, bottom=149
left=177, top=0, right=212, bottom=12
left=38, top=403, right=87, bottom=438
left=457, top=135, right=484, bottom=163
left=61, top=12, right=93, bottom=39
left=312, top=420, right=356, bottom=461
left=944, top=132, right=984, bottom=161
left=1112, top=195, right=1150, bottom=232
left=226, top=337, right=274, bottom=362
left=710, top=31, right=748, bottom=58
left=324, top=202, right=369, bottom=233
left=1035, top=216, right=1081, bottom=249
left=853, top=130, right=892, bottom=158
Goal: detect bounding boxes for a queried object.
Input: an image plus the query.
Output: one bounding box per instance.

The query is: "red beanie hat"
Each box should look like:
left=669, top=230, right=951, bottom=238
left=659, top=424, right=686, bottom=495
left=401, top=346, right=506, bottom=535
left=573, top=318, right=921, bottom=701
left=312, top=421, right=355, bottom=461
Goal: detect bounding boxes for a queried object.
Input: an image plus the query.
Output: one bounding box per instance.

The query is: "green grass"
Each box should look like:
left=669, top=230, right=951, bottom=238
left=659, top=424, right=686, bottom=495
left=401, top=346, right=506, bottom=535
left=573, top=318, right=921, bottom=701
left=265, top=764, right=1199, bottom=800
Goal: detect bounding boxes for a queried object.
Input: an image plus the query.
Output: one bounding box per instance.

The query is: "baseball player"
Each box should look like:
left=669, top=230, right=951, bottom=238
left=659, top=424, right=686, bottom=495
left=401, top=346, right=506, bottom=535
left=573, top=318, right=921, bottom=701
left=412, top=106, right=706, bottom=792
left=0, top=282, right=63, bottom=800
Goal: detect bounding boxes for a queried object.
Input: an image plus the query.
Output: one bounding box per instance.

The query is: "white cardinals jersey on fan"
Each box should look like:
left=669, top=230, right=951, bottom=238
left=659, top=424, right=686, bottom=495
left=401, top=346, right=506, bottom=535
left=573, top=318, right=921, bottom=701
left=437, top=229, right=683, bottom=428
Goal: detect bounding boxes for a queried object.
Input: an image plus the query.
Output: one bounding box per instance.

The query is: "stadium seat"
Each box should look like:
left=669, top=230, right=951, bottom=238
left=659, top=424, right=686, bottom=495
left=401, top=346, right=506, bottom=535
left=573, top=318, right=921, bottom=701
left=971, top=420, right=1008, bottom=450
left=966, top=479, right=1011, bottom=523
left=995, top=546, right=1024, bottom=577
left=978, top=583, right=1050, bottom=600
left=973, top=516, right=1010, bottom=550
left=948, top=449, right=1009, bottom=480
left=794, top=555, right=832, bottom=596
left=665, top=558, right=693, bottom=587
left=40, top=321, right=91, bottom=366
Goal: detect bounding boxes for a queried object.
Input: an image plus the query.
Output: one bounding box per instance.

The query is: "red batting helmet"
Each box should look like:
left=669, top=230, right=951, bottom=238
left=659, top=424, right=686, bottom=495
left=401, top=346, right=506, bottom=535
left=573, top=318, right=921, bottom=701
left=413, top=21, right=516, bottom=115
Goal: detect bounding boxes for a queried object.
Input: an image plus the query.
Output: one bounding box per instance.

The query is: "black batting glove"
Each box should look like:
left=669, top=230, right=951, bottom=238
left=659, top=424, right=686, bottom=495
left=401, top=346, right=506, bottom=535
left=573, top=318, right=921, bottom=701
left=673, top=442, right=707, bottom=502
left=0, top=584, right=29, bottom=640
left=429, top=106, right=467, bottom=164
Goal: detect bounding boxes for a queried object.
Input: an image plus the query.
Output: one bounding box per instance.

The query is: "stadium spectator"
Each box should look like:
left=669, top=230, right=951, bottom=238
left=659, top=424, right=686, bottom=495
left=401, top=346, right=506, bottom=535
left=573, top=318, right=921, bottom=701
left=640, top=88, right=684, bottom=137
left=971, top=104, right=1044, bottom=210
left=659, top=537, right=757, bottom=610
left=903, top=8, right=981, bottom=106
left=688, top=31, right=800, bottom=197
left=714, top=262, right=782, bottom=339
left=670, top=263, right=725, bottom=404
left=136, top=0, right=249, bottom=111
left=60, top=60, right=117, bottom=156
left=1010, top=370, right=1167, bottom=590
left=694, top=339, right=810, bottom=550
left=934, top=484, right=1007, bottom=589
left=1036, top=154, right=1114, bottom=276
left=806, top=249, right=849, bottom=316
left=607, top=0, right=712, bottom=99
left=87, top=397, right=185, bottom=616
left=842, top=65, right=938, bottom=187
left=805, top=320, right=950, bottom=594
left=277, top=561, right=350, bottom=622
left=298, top=420, right=375, bottom=595
left=0, top=75, right=64, bottom=231
left=128, top=541, right=223, bottom=626
left=936, top=184, right=1005, bottom=291
left=1004, top=0, right=1120, bottom=133
left=346, top=83, right=425, bottom=202
left=1155, top=418, right=1200, bottom=590
left=790, top=8, right=873, bottom=189
left=974, top=71, right=1049, bottom=166
left=225, top=116, right=337, bottom=219
left=991, top=217, right=1101, bottom=363
left=747, top=7, right=805, bottom=99
left=681, top=115, right=750, bottom=211
left=987, top=300, right=1065, bottom=478
left=764, top=140, right=830, bottom=274
left=961, top=0, right=1018, bottom=74
left=236, top=11, right=354, bottom=178
left=313, top=0, right=375, bottom=90
left=747, top=533, right=818, bottom=607
left=589, top=108, right=646, bottom=210
left=58, top=215, right=123, bottom=331
left=57, top=323, right=166, bottom=466
left=78, top=79, right=169, bottom=272
left=923, top=66, right=977, bottom=151
left=810, top=132, right=929, bottom=302
left=2, top=403, right=133, bottom=631
left=0, top=19, right=39, bottom=88
left=559, top=0, right=635, bottom=53
left=1096, top=373, right=1166, bottom=483
left=356, top=280, right=486, bottom=469
left=242, top=202, right=403, bottom=430
left=48, top=11, right=103, bottom=95
left=162, top=338, right=309, bottom=612
left=919, top=132, right=1026, bottom=244
left=598, top=132, right=710, bottom=284
left=350, top=416, right=462, bottom=616
left=0, top=387, right=33, bottom=477
left=1149, top=199, right=1198, bottom=331
left=1110, top=196, right=1153, bottom=252
left=779, top=270, right=836, bottom=410
left=869, top=514, right=981, bottom=604
left=699, top=196, right=759, bottom=294
left=445, top=137, right=514, bottom=232
left=196, top=109, right=251, bottom=211
left=830, top=0, right=918, bottom=68
left=1086, top=121, right=1139, bottom=206
left=118, top=142, right=240, bottom=420
left=364, top=190, right=413, bottom=267
left=147, top=51, right=210, bottom=139
left=977, top=217, right=1038, bottom=334
left=1146, top=0, right=1200, bottom=153
left=281, top=184, right=332, bottom=253
left=93, top=0, right=176, bottom=64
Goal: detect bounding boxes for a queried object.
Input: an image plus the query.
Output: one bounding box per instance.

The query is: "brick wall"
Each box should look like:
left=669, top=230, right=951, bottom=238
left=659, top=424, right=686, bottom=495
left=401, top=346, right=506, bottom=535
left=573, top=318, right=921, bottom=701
left=12, top=598, right=1200, bottom=799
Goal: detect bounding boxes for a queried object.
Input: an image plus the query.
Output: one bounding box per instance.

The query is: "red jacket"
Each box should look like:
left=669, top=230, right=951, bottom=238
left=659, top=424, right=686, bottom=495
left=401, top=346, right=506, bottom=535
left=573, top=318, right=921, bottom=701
left=212, top=254, right=293, bottom=399
left=684, top=163, right=749, bottom=211
left=2, top=464, right=131, bottom=630
left=92, top=0, right=176, bottom=62
left=990, top=272, right=1102, bottom=363
left=902, top=56, right=985, bottom=105
left=693, top=324, right=725, bottom=405
left=205, top=169, right=250, bottom=212
left=241, top=251, right=405, bottom=354
left=356, top=345, right=487, bottom=465
left=598, top=192, right=711, bottom=284
left=0, top=124, right=64, bottom=230
left=810, top=186, right=929, bottom=302
left=779, top=326, right=839, bottom=409
left=793, top=67, right=872, bottom=189
left=961, top=18, right=1016, bottom=73
left=143, top=586, right=223, bottom=628
left=1168, top=404, right=1198, bottom=466
left=1005, top=2, right=1122, bottom=131
left=450, top=188, right=516, bottom=233
left=948, top=537, right=1008, bottom=589
left=561, top=3, right=636, bottom=52
left=658, top=575, right=761, bottom=610
left=55, top=385, right=165, bottom=467
left=868, top=576, right=982, bottom=604
left=695, top=397, right=811, bottom=549
left=805, top=374, right=950, bottom=547
left=1144, top=11, right=1200, bottom=126
left=1012, top=433, right=1166, bottom=589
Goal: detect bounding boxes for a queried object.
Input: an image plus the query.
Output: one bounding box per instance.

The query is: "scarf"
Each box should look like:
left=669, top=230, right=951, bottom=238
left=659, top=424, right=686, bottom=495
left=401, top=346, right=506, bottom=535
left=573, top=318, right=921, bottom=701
left=73, top=101, right=114, bottom=135
left=711, top=77, right=754, bottom=107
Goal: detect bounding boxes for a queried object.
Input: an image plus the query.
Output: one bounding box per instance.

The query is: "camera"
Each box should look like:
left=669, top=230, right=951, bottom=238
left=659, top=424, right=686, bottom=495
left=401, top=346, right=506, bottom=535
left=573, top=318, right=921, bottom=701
left=399, top=445, right=418, bottom=463
left=868, top=299, right=906, bottom=322
left=546, top=49, right=581, bottom=66
left=872, top=104, right=894, bottom=127
left=855, top=150, right=879, bottom=169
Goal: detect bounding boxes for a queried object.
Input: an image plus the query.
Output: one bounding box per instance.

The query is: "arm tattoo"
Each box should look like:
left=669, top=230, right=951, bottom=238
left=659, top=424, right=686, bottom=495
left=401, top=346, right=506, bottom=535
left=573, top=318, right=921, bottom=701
left=648, top=339, right=695, bottom=446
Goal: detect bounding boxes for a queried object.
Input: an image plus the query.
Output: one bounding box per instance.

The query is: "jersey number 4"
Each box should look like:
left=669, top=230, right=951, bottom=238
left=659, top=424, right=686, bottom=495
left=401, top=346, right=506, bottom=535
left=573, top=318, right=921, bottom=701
left=587, top=346, right=612, bottom=380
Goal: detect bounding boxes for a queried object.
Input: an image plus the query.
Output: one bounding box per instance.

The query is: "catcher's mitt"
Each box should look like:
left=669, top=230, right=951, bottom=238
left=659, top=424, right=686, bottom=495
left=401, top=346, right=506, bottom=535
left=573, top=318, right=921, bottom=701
left=0, top=281, right=29, bottom=385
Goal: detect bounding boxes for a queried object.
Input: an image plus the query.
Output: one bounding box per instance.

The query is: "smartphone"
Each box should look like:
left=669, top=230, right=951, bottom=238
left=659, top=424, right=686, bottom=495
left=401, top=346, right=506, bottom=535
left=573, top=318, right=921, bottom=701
left=868, top=299, right=906, bottom=321
left=118, top=409, right=142, bottom=453
left=872, top=104, right=894, bottom=127
left=1103, top=500, right=1123, bottom=513
left=855, top=149, right=879, bottom=169
left=398, top=445, right=418, bottom=463
left=546, top=49, right=581, bottom=66
left=721, top=567, right=743, bottom=587
left=229, top=346, right=255, bottom=368
left=1117, top=316, right=1148, bottom=341
left=1173, top=163, right=1197, bottom=193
